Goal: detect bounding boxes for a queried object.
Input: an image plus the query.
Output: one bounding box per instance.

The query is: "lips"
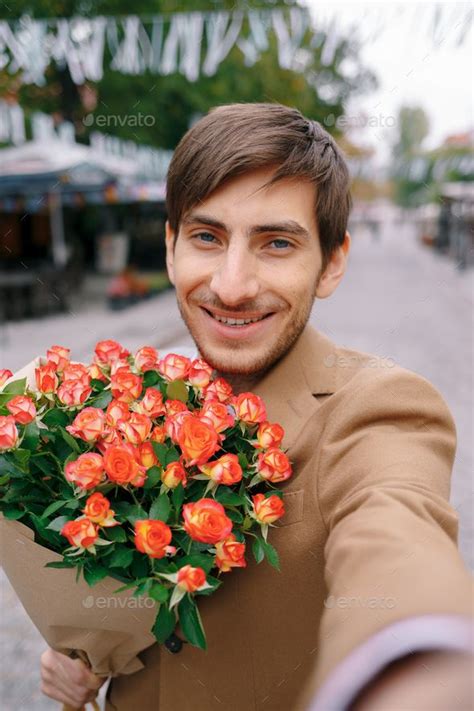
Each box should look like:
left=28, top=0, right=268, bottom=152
left=202, top=308, right=272, bottom=327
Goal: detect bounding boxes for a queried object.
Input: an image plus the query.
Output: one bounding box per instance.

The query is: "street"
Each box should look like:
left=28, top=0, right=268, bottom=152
left=0, top=224, right=472, bottom=709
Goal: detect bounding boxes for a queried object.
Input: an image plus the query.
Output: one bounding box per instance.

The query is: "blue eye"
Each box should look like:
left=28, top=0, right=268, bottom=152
left=270, top=239, right=291, bottom=249
left=195, top=232, right=217, bottom=243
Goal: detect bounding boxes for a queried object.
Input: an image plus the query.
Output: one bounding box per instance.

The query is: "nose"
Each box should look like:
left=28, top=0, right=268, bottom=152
left=209, top=241, right=259, bottom=306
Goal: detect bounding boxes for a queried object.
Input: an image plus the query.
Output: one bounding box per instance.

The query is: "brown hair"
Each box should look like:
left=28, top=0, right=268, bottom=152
left=166, top=102, right=352, bottom=270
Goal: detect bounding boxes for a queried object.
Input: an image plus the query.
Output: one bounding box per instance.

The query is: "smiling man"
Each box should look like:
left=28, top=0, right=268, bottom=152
left=41, top=104, right=472, bottom=711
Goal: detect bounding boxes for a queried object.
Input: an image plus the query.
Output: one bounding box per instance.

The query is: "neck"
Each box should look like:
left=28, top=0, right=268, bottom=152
left=214, top=371, right=263, bottom=394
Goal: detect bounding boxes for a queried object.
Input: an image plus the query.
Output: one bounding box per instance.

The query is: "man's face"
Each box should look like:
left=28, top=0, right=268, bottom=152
left=165, top=167, right=326, bottom=377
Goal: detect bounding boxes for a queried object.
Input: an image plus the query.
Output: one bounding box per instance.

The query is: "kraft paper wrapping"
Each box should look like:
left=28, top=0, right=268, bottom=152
left=1, top=359, right=158, bottom=678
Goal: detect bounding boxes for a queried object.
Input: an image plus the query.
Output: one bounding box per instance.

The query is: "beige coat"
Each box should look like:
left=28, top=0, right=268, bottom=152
left=105, top=325, right=472, bottom=711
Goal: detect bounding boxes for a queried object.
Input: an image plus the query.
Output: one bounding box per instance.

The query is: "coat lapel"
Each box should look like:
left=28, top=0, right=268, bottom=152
left=252, top=325, right=339, bottom=452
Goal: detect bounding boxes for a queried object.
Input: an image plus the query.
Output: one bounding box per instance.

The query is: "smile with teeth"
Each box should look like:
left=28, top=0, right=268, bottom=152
left=206, top=310, right=270, bottom=326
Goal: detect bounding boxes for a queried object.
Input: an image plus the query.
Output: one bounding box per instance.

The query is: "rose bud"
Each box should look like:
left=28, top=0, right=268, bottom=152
left=46, top=345, right=70, bottom=372
left=111, top=369, right=142, bottom=403
left=61, top=518, right=98, bottom=550
left=104, top=443, right=145, bottom=486
left=178, top=415, right=219, bottom=466
left=57, top=379, right=92, bottom=407
left=0, top=415, right=19, bottom=452
left=203, top=377, right=233, bottom=403
left=118, top=412, right=152, bottom=445
left=150, top=425, right=166, bottom=444
left=64, top=452, right=105, bottom=490
left=134, top=519, right=172, bottom=558
left=134, top=346, right=159, bottom=372
left=252, top=493, right=285, bottom=524
left=62, top=363, right=91, bottom=385
left=199, top=453, right=242, bottom=486
left=88, top=362, right=108, bottom=383
left=66, top=407, right=106, bottom=443
left=6, top=395, right=36, bottom=425
left=83, top=492, right=118, bottom=527
left=35, top=363, right=58, bottom=393
left=94, top=339, right=129, bottom=366
left=215, top=534, right=247, bottom=572
left=188, top=358, right=213, bottom=389
left=234, top=392, right=267, bottom=425
left=138, top=441, right=159, bottom=469
left=106, top=399, right=131, bottom=428
left=255, top=421, right=285, bottom=449
left=158, top=353, right=191, bottom=381
left=0, top=369, right=13, bottom=388
left=162, top=460, right=187, bottom=489
left=136, top=388, right=166, bottom=418
left=182, top=498, right=232, bottom=544
left=96, top=426, right=122, bottom=454
left=165, top=399, right=188, bottom=417
left=199, top=400, right=235, bottom=433
left=110, top=359, right=131, bottom=376
left=256, top=448, right=292, bottom=483
left=176, top=565, right=207, bottom=593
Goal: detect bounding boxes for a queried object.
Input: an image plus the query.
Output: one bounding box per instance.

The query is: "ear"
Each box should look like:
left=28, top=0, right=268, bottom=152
left=315, top=231, right=351, bottom=299
left=165, top=220, right=176, bottom=286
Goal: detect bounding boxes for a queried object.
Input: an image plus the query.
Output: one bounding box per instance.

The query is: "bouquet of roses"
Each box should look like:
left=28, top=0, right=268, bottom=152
left=0, top=340, right=292, bottom=675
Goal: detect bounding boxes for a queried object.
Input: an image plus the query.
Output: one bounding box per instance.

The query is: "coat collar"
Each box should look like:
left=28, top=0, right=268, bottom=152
left=252, top=325, right=339, bottom=452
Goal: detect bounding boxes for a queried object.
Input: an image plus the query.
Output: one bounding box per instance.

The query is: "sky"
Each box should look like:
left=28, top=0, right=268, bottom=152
left=305, top=1, right=473, bottom=160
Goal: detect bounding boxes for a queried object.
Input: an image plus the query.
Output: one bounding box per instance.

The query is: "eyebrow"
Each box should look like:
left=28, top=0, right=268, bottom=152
left=181, top=212, right=311, bottom=241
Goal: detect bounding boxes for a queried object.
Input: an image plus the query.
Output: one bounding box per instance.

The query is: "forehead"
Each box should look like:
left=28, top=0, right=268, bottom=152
left=183, top=167, right=318, bottom=236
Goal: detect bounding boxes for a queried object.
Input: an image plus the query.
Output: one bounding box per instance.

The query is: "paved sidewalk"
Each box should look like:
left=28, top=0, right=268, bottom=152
left=1, top=225, right=472, bottom=709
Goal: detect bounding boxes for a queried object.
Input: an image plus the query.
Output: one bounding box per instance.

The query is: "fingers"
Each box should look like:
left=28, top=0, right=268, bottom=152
left=40, top=648, right=104, bottom=708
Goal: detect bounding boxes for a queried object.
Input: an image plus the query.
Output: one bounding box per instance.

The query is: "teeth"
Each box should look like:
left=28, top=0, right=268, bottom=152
left=212, top=313, right=266, bottom=326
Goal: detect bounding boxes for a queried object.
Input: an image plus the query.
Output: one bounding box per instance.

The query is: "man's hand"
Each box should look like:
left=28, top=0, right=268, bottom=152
left=40, top=648, right=106, bottom=709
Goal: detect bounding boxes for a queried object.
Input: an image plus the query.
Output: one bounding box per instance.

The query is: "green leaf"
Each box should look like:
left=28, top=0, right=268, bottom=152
left=22, top=421, right=40, bottom=450
left=45, top=560, right=75, bottom=569
left=237, top=453, right=249, bottom=470
left=2, top=506, right=24, bottom=520
left=90, top=390, right=113, bottom=409
left=107, top=546, right=134, bottom=568
left=215, top=489, right=245, bottom=506
left=59, top=427, right=82, bottom=453
left=0, top=455, right=24, bottom=478
left=83, top=562, right=110, bottom=586
left=226, top=509, right=243, bottom=524
left=124, top=505, right=148, bottom=525
left=179, top=554, right=214, bottom=574
left=30, top=453, right=55, bottom=476
left=46, top=515, right=70, bottom=532
left=131, top=551, right=151, bottom=579
left=13, top=448, right=31, bottom=469
left=41, top=500, right=70, bottom=519
left=152, top=603, right=176, bottom=644
left=149, top=494, right=171, bottom=523
left=151, top=442, right=168, bottom=465
left=1, top=377, right=26, bottom=395
left=172, top=483, right=185, bottom=513
left=143, top=466, right=162, bottom=489
left=166, top=380, right=188, bottom=403
left=148, top=581, right=170, bottom=603
left=178, top=595, right=207, bottom=650
left=165, top=447, right=180, bottom=465
left=104, top=526, right=128, bottom=542
left=90, top=379, right=105, bottom=391
left=252, top=537, right=265, bottom=564
left=42, top=408, right=69, bottom=428
left=261, top=539, right=280, bottom=570
left=143, top=371, right=159, bottom=387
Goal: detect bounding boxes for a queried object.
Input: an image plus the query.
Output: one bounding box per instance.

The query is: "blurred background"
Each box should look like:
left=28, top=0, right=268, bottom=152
left=0, top=1, right=472, bottom=708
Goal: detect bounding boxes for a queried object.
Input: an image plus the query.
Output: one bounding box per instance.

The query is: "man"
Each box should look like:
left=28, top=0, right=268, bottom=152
left=41, top=103, right=473, bottom=710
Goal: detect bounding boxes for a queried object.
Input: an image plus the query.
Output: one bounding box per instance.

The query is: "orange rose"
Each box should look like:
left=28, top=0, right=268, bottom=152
left=134, top=346, right=159, bottom=372
left=66, top=407, right=106, bottom=443
left=57, top=379, right=92, bottom=407
left=252, top=493, right=285, bottom=524
left=35, top=363, right=58, bottom=393
left=203, top=377, right=233, bottom=403
left=62, top=363, right=91, bottom=385
left=104, top=444, right=144, bottom=486
left=46, top=345, right=70, bottom=372
left=96, top=427, right=122, bottom=454
left=188, top=358, right=213, bottom=389
left=199, top=453, right=242, bottom=486
left=150, top=425, right=166, bottom=444
left=61, top=518, right=98, bottom=550
left=106, top=399, right=131, bottom=427
left=182, top=498, right=232, bottom=544
left=256, top=448, right=292, bottom=483
left=136, top=388, right=166, bottom=418
left=118, top=412, right=152, bottom=444
left=177, top=415, right=219, bottom=466
left=165, top=399, right=188, bottom=417
left=83, top=492, right=118, bottom=527
left=94, top=339, right=129, bottom=366
left=164, top=410, right=192, bottom=443
left=6, top=395, right=36, bottom=424
left=234, top=392, right=267, bottom=425
left=162, top=460, right=187, bottom=489
left=138, top=441, right=159, bottom=469
left=199, top=401, right=235, bottom=433
left=111, top=369, right=142, bottom=403
left=0, top=415, right=19, bottom=451
left=176, top=565, right=207, bottom=592
left=88, top=362, right=108, bottom=383
left=215, top=534, right=247, bottom=572
left=64, top=452, right=105, bottom=490
left=0, top=369, right=13, bottom=388
left=256, top=421, right=284, bottom=449
left=134, top=519, right=172, bottom=558
left=158, top=353, right=191, bottom=381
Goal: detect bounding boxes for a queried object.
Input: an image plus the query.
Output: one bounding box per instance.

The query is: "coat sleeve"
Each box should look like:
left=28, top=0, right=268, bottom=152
left=299, top=365, right=473, bottom=708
